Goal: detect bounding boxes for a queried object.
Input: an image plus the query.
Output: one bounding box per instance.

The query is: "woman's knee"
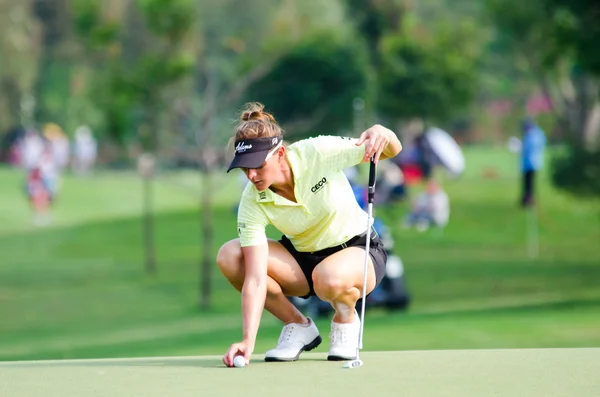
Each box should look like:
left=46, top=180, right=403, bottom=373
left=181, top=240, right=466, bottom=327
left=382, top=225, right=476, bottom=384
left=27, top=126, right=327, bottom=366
left=216, top=239, right=243, bottom=278
left=312, top=266, right=351, bottom=300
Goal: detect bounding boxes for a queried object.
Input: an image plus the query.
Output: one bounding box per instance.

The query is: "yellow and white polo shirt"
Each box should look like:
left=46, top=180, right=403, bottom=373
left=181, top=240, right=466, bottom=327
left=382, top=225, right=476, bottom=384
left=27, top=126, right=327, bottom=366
left=237, top=135, right=371, bottom=252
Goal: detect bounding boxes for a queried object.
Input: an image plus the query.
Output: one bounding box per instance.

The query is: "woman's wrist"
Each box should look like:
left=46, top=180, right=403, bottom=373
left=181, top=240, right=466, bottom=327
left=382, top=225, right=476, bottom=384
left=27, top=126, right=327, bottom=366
left=242, top=337, right=256, bottom=350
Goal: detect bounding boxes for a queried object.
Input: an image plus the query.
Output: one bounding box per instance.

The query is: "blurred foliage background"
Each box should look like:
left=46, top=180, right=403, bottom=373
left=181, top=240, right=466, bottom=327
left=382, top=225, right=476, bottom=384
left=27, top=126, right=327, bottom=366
left=2, top=0, right=599, bottom=161
left=0, top=0, right=599, bottom=361
left=0, top=0, right=600, bottom=157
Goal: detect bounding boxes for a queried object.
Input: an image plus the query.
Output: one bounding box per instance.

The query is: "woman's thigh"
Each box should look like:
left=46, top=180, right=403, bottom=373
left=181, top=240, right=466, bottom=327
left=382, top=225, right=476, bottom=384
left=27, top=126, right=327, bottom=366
left=312, top=247, right=377, bottom=295
left=220, top=238, right=310, bottom=297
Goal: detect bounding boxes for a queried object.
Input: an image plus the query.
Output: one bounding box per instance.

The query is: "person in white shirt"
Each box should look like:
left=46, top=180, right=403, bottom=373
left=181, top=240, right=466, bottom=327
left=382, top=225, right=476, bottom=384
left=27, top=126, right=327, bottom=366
left=20, top=130, right=44, bottom=170
left=72, top=125, right=97, bottom=175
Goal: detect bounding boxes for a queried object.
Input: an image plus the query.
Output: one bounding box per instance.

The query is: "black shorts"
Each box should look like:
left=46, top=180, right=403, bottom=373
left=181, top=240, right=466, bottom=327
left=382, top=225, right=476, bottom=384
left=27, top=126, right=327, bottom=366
left=278, top=227, right=388, bottom=299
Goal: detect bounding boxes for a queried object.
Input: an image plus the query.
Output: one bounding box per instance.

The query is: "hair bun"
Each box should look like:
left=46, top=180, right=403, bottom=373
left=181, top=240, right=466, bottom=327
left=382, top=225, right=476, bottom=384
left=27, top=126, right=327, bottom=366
left=241, top=102, right=276, bottom=122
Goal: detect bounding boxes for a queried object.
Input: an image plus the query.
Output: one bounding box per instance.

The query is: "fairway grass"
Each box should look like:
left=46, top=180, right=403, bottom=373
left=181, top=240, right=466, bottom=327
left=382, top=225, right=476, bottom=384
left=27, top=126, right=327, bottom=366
left=1, top=348, right=599, bottom=397
left=3, top=300, right=600, bottom=361
left=0, top=146, right=599, bottom=362
left=0, top=168, right=239, bottom=235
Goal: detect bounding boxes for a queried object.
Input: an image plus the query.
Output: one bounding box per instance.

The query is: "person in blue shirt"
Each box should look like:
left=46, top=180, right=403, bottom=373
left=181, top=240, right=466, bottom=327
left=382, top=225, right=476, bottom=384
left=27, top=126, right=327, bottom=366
left=520, top=118, right=546, bottom=207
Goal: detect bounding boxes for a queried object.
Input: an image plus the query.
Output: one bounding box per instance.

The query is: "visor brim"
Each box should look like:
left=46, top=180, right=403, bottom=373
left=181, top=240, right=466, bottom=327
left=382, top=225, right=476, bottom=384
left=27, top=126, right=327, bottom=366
left=226, top=150, right=271, bottom=173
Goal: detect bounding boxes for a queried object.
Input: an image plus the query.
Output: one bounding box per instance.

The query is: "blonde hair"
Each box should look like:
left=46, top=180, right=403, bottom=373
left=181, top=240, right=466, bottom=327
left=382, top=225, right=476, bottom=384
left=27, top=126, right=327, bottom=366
left=234, top=102, right=283, bottom=140
left=226, top=102, right=285, bottom=159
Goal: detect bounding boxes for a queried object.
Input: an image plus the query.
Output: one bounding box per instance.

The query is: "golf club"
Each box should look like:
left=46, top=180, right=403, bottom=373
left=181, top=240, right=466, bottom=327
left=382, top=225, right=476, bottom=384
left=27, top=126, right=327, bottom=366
left=344, top=157, right=377, bottom=369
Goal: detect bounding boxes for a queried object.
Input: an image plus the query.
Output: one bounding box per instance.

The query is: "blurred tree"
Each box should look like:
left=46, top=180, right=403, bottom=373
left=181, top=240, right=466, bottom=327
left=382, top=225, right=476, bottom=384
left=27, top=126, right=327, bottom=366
left=409, top=0, right=523, bottom=144
left=0, top=1, right=41, bottom=133
left=73, top=0, right=195, bottom=151
left=377, top=18, right=483, bottom=131
left=246, top=30, right=371, bottom=138
left=486, top=0, right=599, bottom=149
left=31, top=0, right=73, bottom=127
left=486, top=0, right=600, bottom=196
left=552, top=145, right=600, bottom=197
left=342, top=0, right=406, bottom=126
left=543, top=0, right=600, bottom=196
left=191, top=0, right=351, bottom=309
left=343, top=0, right=407, bottom=64
left=544, top=0, right=600, bottom=77
left=73, top=0, right=196, bottom=274
left=342, top=0, right=487, bottom=140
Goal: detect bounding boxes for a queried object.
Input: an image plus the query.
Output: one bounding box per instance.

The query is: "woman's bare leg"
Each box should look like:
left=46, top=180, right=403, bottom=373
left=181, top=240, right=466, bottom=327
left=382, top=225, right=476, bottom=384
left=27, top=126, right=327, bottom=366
left=216, top=238, right=310, bottom=325
left=311, top=246, right=377, bottom=323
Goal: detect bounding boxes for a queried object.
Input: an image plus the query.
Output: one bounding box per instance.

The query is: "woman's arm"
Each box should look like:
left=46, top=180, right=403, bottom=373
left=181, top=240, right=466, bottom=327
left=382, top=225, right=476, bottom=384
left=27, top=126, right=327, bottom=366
left=240, top=243, right=269, bottom=350
left=356, top=124, right=402, bottom=164
left=379, top=125, right=402, bottom=161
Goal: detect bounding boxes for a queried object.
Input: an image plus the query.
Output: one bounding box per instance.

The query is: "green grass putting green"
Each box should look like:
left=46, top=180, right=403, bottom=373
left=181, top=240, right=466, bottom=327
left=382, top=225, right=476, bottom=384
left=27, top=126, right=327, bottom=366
left=1, top=349, right=599, bottom=397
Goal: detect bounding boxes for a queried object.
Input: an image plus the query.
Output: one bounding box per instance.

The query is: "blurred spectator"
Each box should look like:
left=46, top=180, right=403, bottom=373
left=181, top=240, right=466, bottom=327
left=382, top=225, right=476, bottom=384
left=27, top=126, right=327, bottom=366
left=15, top=128, right=60, bottom=225
left=24, top=142, right=57, bottom=227
left=72, top=125, right=98, bottom=175
left=26, top=167, right=52, bottom=226
left=520, top=118, right=546, bottom=208
left=377, top=160, right=406, bottom=203
left=395, top=132, right=435, bottom=185
left=20, top=130, right=44, bottom=170
left=402, top=180, right=449, bottom=232
left=43, top=123, right=70, bottom=171
left=414, top=132, right=435, bottom=180
left=0, top=125, right=26, bottom=165
left=39, top=140, right=60, bottom=200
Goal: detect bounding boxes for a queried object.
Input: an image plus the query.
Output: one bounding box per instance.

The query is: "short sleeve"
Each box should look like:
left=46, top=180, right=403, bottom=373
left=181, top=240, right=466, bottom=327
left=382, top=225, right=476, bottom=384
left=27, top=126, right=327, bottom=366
left=306, top=136, right=366, bottom=171
left=237, top=189, right=270, bottom=247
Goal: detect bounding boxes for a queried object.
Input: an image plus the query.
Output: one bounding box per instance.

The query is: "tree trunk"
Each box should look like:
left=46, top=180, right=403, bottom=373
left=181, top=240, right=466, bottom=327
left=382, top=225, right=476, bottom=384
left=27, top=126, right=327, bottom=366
left=585, top=102, right=600, bottom=149
left=0, top=78, right=21, bottom=131
left=139, top=106, right=159, bottom=275
left=577, top=76, right=600, bottom=148
left=32, top=0, right=69, bottom=123
left=193, top=52, right=279, bottom=309
left=143, top=176, right=156, bottom=274
left=200, top=162, right=214, bottom=309
left=196, top=62, right=218, bottom=309
left=532, top=62, right=599, bottom=148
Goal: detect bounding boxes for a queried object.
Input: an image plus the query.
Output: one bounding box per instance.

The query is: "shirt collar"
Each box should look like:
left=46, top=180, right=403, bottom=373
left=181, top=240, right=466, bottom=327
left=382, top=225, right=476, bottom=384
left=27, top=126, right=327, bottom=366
left=254, top=148, right=303, bottom=206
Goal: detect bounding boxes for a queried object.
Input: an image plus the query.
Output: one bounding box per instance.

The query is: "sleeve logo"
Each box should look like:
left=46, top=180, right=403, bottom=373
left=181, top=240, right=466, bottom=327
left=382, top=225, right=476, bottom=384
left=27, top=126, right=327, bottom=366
left=237, top=222, right=246, bottom=236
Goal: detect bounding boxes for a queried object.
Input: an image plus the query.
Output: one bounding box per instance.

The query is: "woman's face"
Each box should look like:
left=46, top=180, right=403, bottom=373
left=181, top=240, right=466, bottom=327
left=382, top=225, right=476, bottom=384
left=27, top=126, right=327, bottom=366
left=242, top=147, right=283, bottom=191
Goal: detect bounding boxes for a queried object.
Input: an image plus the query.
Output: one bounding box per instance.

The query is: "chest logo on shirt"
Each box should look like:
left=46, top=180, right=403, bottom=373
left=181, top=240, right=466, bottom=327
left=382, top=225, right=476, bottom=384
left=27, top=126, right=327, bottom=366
left=258, top=191, right=267, bottom=201
left=311, top=177, right=328, bottom=193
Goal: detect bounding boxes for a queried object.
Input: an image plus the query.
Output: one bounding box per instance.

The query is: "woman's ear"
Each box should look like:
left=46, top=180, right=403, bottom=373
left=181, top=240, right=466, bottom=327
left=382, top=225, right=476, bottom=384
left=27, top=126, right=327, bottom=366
left=277, top=146, right=285, bottom=161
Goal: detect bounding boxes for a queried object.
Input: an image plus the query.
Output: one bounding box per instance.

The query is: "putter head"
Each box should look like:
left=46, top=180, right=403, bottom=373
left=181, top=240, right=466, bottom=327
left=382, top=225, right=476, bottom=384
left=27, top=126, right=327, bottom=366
left=343, top=359, right=363, bottom=369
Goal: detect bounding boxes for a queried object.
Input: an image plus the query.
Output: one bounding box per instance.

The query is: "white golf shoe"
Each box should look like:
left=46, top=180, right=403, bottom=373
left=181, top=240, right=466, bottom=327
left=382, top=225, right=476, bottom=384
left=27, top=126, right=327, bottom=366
left=264, top=318, right=322, bottom=362
left=327, top=311, right=360, bottom=361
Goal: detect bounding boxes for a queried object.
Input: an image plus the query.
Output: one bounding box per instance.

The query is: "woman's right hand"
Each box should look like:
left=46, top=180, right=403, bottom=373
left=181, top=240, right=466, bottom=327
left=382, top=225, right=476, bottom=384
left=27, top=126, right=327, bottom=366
left=223, top=341, right=253, bottom=367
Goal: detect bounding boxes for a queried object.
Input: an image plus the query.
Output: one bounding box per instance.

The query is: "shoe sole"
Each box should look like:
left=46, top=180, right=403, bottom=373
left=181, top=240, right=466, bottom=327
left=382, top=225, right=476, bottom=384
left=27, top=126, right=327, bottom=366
left=264, top=335, right=323, bottom=362
left=327, top=354, right=357, bottom=361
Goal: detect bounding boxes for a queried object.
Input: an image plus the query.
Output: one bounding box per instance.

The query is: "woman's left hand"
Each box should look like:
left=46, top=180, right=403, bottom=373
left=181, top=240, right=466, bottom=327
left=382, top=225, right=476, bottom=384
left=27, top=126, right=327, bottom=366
left=355, top=124, right=393, bottom=164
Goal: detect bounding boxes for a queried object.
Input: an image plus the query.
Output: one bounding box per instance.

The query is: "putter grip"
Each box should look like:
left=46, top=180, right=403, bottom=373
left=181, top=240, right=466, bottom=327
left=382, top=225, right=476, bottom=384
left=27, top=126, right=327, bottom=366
left=368, top=158, right=376, bottom=204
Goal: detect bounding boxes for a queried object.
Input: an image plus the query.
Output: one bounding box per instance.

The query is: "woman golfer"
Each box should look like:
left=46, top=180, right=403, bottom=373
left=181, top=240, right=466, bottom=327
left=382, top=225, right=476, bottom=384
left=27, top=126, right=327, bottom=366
left=218, top=103, right=402, bottom=367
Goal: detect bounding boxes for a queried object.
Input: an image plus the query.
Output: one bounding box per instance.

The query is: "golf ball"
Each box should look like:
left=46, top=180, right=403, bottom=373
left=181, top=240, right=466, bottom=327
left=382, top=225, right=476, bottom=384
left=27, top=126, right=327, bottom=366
left=233, top=355, right=246, bottom=368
